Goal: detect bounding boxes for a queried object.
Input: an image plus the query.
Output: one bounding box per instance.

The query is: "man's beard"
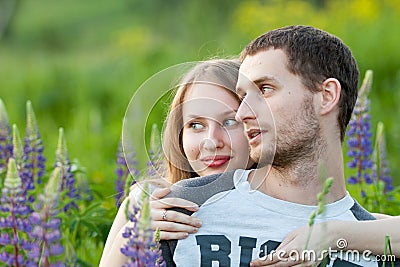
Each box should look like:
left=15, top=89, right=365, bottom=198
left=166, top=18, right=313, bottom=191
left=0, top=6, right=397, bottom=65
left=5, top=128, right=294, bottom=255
left=251, top=96, right=322, bottom=169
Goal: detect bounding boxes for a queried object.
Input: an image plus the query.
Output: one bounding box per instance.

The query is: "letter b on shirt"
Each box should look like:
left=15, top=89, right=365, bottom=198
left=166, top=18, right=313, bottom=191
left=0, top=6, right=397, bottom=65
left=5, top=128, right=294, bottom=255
left=196, top=235, right=231, bottom=266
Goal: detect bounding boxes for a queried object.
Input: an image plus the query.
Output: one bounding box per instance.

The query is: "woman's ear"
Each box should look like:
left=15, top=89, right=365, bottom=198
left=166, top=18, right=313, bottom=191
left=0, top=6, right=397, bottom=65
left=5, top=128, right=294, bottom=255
left=320, top=78, right=341, bottom=115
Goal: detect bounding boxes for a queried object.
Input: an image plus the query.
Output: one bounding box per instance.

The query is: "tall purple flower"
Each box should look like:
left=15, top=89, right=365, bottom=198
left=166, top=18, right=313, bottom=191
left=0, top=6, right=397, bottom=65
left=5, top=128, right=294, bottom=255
left=0, top=98, right=12, bottom=177
left=146, top=124, right=165, bottom=178
left=372, top=122, right=394, bottom=195
left=346, top=70, right=374, bottom=197
left=115, top=138, right=139, bottom=208
left=120, top=183, right=165, bottom=267
left=28, top=167, right=65, bottom=267
left=55, top=128, right=78, bottom=212
left=0, top=158, right=33, bottom=267
left=21, top=101, right=46, bottom=200
left=11, top=124, right=32, bottom=214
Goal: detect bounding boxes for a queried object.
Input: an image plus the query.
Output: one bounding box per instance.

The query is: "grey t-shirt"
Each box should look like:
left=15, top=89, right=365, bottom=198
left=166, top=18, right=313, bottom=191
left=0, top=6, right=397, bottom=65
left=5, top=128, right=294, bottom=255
left=161, top=169, right=384, bottom=267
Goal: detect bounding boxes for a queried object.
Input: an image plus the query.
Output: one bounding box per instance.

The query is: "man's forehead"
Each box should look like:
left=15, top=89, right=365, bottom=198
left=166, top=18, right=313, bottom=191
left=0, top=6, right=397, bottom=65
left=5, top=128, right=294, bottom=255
left=239, top=54, right=262, bottom=77
left=238, top=49, right=288, bottom=83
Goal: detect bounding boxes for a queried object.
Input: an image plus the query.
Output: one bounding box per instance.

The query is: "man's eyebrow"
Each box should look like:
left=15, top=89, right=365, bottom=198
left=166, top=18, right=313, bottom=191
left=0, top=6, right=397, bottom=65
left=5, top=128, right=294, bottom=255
left=252, top=75, right=281, bottom=87
left=236, top=75, right=281, bottom=95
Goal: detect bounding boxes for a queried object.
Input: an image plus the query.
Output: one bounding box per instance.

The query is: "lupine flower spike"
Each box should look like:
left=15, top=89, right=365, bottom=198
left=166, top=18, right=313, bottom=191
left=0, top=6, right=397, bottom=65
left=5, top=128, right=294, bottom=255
left=0, top=98, right=12, bottom=178
left=0, top=158, right=33, bottom=266
left=120, top=183, right=165, bottom=267
left=12, top=124, right=24, bottom=170
left=55, top=128, right=78, bottom=212
left=346, top=70, right=374, bottom=198
left=372, top=122, right=393, bottom=199
left=115, top=137, right=139, bottom=208
left=28, top=167, right=65, bottom=267
left=22, top=101, right=46, bottom=200
left=304, top=165, right=333, bottom=266
left=147, top=124, right=165, bottom=178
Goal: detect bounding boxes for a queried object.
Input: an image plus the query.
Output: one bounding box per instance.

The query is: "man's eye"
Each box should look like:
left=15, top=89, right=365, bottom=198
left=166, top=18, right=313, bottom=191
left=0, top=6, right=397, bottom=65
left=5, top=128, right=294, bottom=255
left=262, top=85, right=274, bottom=94
left=223, top=119, right=238, bottom=127
left=190, top=122, right=204, bottom=130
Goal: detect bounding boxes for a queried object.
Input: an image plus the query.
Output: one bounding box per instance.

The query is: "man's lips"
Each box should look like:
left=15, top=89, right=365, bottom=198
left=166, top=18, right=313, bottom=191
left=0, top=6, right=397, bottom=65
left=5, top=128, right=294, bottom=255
left=201, top=155, right=231, bottom=168
left=246, top=129, right=265, bottom=145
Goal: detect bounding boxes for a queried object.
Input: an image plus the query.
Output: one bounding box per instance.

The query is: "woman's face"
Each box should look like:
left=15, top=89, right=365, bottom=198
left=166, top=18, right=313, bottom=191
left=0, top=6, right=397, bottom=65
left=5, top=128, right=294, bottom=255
left=181, top=83, right=252, bottom=176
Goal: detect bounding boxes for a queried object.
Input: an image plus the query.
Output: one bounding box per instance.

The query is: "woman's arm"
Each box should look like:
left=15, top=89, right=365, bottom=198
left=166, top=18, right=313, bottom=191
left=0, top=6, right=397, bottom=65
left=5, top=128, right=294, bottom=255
left=99, top=194, right=133, bottom=266
left=372, top=213, right=393, bottom=220
left=250, top=217, right=400, bottom=266
left=338, top=217, right=399, bottom=256
left=99, top=186, right=201, bottom=266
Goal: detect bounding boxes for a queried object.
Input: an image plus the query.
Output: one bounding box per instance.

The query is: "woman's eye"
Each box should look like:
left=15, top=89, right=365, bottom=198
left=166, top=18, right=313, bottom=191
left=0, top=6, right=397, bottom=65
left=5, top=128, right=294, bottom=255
left=190, top=122, right=204, bottom=130
left=223, top=119, right=238, bottom=127
left=262, top=85, right=274, bottom=94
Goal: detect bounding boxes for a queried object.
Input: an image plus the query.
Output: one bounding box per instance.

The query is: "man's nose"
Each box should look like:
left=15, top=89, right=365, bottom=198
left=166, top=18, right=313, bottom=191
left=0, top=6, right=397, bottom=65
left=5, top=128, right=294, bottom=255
left=236, top=98, right=256, bottom=123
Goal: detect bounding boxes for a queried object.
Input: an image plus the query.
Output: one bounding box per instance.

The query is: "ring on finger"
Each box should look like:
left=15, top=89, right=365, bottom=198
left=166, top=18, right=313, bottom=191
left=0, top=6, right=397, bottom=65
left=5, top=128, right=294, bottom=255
left=162, top=209, right=168, bottom=221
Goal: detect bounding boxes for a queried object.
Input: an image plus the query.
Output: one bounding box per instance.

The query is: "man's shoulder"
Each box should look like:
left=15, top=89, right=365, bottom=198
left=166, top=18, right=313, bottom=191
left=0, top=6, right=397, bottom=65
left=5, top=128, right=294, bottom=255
left=166, top=170, right=236, bottom=206
left=350, top=199, right=376, bottom=221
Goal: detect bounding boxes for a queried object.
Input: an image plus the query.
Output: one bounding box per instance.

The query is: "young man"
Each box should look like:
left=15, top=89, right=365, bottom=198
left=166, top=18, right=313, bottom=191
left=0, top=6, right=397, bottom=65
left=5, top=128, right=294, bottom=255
left=159, top=25, right=387, bottom=267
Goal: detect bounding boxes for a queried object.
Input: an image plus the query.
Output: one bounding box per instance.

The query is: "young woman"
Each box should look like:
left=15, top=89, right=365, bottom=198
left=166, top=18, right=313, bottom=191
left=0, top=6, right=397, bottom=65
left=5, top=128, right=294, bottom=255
left=99, top=59, right=254, bottom=266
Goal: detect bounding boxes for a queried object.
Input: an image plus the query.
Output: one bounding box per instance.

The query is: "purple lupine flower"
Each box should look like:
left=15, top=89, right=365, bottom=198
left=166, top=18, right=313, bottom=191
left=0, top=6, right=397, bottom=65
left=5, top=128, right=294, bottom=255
left=28, top=167, right=65, bottom=266
left=346, top=70, right=374, bottom=196
left=21, top=101, right=46, bottom=201
left=0, top=98, right=13, bottom=177
left=0, top=158, right=33, bottom=267
left=115, top=138, right=139, bottom=208
left=55, top=128, right=79, bottom=212
left=146, top=124, right=165, bottom=178
left=120, top=184, right=165, bottom=267
left=372, top=122, right=394, bottom=195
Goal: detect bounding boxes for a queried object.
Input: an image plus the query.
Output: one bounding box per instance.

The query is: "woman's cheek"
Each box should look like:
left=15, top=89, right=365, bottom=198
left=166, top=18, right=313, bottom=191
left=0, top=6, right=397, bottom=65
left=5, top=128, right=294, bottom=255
left=182, top=133, right=200, bottom=160
left=230, top=130, right=251, bottom=167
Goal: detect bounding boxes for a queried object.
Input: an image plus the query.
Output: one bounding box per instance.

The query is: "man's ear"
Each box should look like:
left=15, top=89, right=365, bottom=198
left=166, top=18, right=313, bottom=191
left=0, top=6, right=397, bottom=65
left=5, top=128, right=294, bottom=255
left=320, top=78, right=341, bottom=115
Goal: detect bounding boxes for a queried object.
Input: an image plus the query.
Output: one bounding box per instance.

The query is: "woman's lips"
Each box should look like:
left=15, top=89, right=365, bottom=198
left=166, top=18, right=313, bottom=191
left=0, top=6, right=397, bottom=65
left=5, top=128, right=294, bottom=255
left=201, top=155, right=231, bottom=168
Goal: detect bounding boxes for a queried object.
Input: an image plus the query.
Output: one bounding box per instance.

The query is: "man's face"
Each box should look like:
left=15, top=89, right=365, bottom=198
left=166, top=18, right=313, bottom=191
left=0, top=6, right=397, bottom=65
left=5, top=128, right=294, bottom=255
left=236, top=49, right=321, bottom=168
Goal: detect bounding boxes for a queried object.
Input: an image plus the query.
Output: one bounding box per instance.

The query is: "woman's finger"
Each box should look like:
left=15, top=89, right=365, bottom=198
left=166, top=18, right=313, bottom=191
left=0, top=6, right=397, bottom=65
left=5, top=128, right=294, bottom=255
left=150, top=197, right=199, bottom=212
left=151, top=220, right=199, bottom=234
left=158, top=231, right=189, bottom=241
left=150, top=187, right=171, bottom=200
left=151, top=209, right=202, bottom=228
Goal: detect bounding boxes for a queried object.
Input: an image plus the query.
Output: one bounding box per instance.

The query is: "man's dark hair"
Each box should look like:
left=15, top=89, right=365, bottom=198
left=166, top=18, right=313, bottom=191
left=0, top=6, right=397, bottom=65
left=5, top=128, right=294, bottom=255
left=240, top=25, right=359, bottom=142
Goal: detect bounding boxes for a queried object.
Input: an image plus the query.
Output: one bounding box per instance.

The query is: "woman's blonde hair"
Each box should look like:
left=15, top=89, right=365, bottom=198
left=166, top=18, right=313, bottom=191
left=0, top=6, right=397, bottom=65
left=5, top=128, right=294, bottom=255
left=162, top=59, right=241, bottom=183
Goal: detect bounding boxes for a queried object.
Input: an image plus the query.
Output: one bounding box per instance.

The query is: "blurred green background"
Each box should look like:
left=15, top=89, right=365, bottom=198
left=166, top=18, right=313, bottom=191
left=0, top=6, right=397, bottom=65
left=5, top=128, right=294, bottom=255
left=1, top=0, right=399, bottom=262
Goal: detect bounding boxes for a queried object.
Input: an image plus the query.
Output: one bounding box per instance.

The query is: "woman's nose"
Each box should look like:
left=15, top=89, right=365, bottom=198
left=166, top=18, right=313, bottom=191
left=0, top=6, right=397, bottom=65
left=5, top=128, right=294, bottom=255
left=202, top=125, right=225, bottom=150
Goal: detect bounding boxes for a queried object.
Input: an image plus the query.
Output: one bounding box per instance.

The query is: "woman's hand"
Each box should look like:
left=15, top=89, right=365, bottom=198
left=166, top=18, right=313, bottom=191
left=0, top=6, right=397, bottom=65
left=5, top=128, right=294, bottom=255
left=149, top=187, right=202, bottom=240
left=250, top=222, right=339, bottom=267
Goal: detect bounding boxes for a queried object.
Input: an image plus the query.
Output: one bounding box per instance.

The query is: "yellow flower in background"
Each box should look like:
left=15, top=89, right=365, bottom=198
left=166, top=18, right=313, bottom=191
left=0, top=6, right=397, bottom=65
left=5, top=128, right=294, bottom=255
left=232, top=0, right=399, bottom=39
left=233, top=0, right=322, bottom=36
left=115, top=27, right=152, bottom=52
left=350, top=0, right=380, bottom=22
left=385, top=0, right=400, bottom=15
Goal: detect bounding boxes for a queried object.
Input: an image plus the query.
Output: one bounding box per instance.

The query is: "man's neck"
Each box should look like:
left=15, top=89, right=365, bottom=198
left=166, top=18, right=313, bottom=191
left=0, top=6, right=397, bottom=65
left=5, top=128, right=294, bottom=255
left=248, top=144, right=347, bottom=205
